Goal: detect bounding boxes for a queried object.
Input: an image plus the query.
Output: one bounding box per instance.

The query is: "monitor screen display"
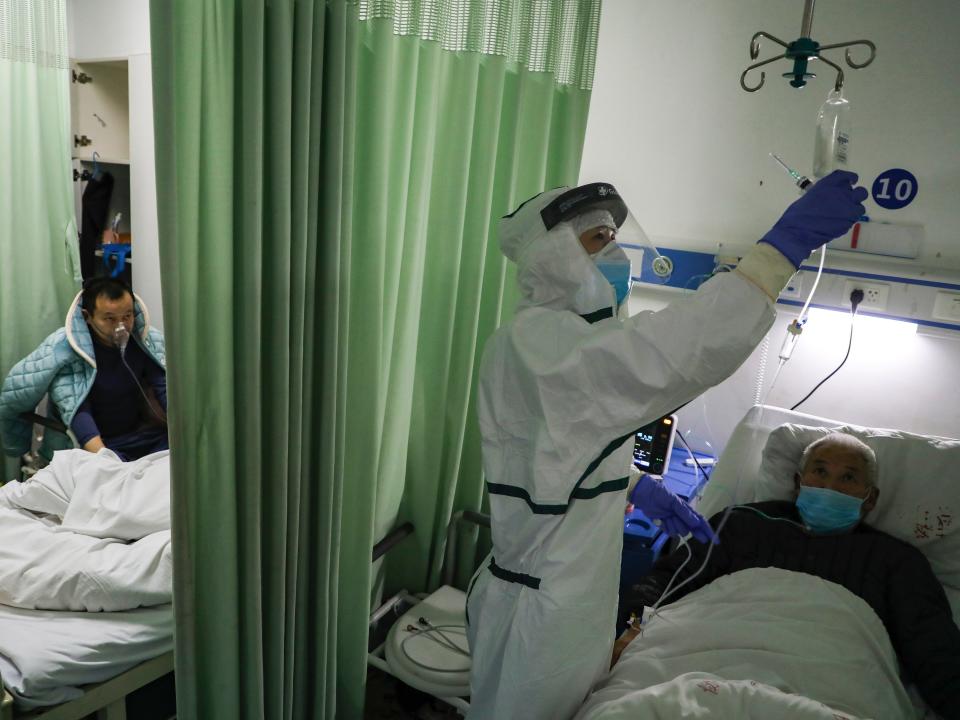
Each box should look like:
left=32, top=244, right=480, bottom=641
left=633, top=414, right=676, bottom=475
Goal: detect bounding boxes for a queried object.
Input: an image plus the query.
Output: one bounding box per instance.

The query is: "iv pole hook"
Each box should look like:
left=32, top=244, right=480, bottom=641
left=741, top=32, right=790, bottom=92
left=740, top=0, right=876, bottom=93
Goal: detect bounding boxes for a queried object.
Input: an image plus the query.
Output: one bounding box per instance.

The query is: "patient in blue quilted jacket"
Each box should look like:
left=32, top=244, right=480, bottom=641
left=0, top=277, right=167, bottom=462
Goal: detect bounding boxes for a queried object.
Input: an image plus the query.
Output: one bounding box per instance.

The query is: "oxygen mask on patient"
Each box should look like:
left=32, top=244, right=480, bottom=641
left=112, top=323, right=130, bottom=355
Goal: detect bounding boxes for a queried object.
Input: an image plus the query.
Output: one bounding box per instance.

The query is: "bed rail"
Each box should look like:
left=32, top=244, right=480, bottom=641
left=1, top=684, right=13, bottom=720
left=11, top=651, right=173, bottom=720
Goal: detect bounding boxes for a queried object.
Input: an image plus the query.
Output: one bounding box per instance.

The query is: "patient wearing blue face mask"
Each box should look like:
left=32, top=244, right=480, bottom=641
left=793, top=432, right=879, bottom=533
left=619, top=433, right=960, bottom=719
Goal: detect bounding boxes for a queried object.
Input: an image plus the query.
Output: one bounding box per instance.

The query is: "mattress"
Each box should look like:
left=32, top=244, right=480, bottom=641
left=0, top=602, right=173, bottom=709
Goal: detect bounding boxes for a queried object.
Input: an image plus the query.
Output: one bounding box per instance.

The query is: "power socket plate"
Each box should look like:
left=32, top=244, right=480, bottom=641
left=844, top=279, right=889, bottom=311
left=932, top=290, right=960, bottom=321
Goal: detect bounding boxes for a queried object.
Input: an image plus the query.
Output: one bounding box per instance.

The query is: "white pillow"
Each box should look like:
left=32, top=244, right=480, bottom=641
left=755, top=423, right=960, bottom=623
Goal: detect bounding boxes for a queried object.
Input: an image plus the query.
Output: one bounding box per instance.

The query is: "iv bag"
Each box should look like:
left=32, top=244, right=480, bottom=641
left=813, top=89, right=852, bottom=178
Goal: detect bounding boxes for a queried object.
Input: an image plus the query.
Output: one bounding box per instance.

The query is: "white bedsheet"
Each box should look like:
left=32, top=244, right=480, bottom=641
left=575, top=568, right=921, bottom=720
left=0, top=603, right=173, bottom=709
left=0, top=449, right=171, bottom=611
left=0, top=450, right=175, bottom=708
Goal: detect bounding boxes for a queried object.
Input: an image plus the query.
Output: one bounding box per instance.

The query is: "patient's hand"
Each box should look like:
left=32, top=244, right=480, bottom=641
left=83, top=436, right=106, bottom=453
left=611, top=626, right=641, bottom=668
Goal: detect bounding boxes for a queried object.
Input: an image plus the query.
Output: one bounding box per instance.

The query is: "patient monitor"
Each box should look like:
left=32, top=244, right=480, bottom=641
left=634, top=414, right=677, bottom=476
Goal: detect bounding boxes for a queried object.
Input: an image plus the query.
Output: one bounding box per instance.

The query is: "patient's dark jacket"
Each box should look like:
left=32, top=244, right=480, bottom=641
left=625, top=500, right=960, bottom=719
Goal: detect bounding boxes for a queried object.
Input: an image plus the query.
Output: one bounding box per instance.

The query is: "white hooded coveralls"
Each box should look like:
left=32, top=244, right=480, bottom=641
left=466, top=187, right=793, bottom=720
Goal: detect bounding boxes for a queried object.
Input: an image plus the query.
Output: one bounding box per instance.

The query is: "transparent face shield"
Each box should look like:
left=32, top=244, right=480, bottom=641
left=613, top=209, right=674, bottom=280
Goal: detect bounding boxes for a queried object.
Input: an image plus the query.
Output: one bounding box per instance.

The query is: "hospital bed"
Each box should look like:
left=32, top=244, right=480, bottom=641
left=574, top=404, right=959, bottom=720
left=0, top=450, right=175, bottom=719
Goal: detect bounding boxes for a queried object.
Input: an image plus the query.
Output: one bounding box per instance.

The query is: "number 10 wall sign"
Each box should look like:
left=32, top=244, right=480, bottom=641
left=872, top=168, right=918, bottom=210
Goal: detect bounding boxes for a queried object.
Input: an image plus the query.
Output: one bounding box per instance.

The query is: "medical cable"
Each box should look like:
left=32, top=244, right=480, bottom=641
left=648, top=161, right=836, bottom=623
left=116, top=335, right=168, bottom=425
left=646, top=154, right=825, bottom=622
left=641, top=455, right=734, bottom=628
left=652, top=505, right=805, bottom=619
left=790, top=289, right=862, bottom=411
left=643, top=507, right=732, bottom=629
left=650, top=396, right=783, bottom=617
left=399, top=619, right=470, bottom=673
left=675, top=431, right=711, bottom=484
left=644, top=504, right=806, bottom=629
left=725, top=503, right=805, bottom=530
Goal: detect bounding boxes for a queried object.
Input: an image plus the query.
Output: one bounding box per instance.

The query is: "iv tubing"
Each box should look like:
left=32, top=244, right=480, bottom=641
left=649, top=247, right=831, bottom=619
left=795, top=244, right=827, bottom=330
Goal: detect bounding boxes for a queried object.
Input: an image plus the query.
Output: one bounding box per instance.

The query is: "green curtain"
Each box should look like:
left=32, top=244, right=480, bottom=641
left=0, top=0, right=79, bottom=482
left=150, top=1, right=598, bottom=717
left=375, top=19, right=598, bottom=596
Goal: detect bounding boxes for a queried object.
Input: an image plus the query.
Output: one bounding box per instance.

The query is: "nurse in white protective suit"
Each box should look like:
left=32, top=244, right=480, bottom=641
left=466, top=173, right=868, bottom=720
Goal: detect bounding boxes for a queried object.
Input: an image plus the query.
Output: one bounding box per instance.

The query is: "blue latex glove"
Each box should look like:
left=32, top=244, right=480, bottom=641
left=630, top=473, right=719, bottom=544
left=760, top=170, right=869, bottom=269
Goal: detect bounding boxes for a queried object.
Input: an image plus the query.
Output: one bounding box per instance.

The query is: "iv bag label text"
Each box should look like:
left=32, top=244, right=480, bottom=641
left=872, top=169, right=918, bottom=210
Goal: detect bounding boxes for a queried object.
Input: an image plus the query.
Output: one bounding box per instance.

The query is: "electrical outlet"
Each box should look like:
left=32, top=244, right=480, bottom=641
left=843, top=279, right=889, bottom=311
left=932, top=290, right=960, bottom=322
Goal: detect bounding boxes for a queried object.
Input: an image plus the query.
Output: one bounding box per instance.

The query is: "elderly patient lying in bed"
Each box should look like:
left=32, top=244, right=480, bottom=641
left=610, top=432, right=959, bottom=720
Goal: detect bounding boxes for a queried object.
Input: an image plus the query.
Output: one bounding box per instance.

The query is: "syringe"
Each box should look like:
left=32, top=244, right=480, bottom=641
left=770, top=153, right=812, bottom=192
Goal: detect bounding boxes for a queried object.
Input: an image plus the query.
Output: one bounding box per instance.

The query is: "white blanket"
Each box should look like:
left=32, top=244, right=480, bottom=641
left=575, top=568, right=921, bottom=720
left=0, top=449, right=171, bottom=611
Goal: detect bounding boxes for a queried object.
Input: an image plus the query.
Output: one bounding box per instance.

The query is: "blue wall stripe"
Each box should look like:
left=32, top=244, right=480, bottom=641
left=620, top=244, right=960, bottom=331
left=622, top=244, right=719, bottom=289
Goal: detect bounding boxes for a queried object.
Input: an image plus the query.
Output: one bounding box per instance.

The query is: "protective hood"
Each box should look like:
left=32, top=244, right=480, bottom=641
left=499, top=187, right=624, bottom=316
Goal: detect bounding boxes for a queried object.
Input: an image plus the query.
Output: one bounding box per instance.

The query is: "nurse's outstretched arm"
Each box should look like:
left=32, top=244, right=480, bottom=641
left=531, top=172, right=866, bottom=441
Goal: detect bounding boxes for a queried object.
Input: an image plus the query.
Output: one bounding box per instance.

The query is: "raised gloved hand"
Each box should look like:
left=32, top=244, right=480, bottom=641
left=629, top=472, right=719, bottom=544
left=760, top=170, right=868, bottom=269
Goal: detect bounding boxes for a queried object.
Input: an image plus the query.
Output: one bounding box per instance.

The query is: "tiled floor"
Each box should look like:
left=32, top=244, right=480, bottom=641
left=364, top=667, right=463, bottom=719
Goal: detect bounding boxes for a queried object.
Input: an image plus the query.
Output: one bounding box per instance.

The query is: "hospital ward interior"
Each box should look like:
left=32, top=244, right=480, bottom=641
left=2, top=1, right=959, bottom=719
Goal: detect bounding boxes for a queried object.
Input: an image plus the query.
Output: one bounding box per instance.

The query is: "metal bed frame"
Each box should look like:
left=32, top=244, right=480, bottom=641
left=1, top=651, right=173, bottom=720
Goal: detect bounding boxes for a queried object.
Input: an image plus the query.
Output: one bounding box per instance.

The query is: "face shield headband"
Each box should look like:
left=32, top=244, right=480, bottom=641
left=540, top=183, right=673, bottom=280
left=540, top=183, right=627, bottom=232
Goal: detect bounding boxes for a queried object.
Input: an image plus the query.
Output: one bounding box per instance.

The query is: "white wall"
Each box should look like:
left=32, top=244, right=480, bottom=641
left=582, top=0, right=960, bottom=267
left=127, top=52, right=162, bottom=331
left=624, top=282, right=960, bottom=455
left=67, top=0, right=150, bottom=58
left=586, top=1, right=960, bottom=452
left=67, top=0, right=162, bottom=330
